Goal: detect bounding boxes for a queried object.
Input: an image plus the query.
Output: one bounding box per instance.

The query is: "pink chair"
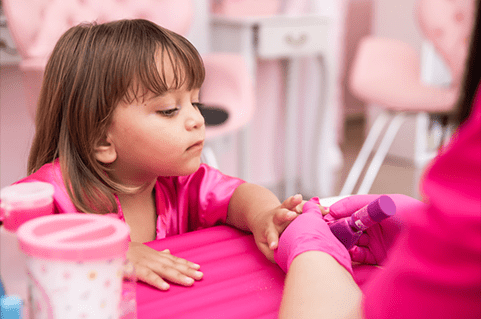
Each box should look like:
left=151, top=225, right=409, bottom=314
left=340, top=0, right=475, bottom=195
left=2, top=0, right=254, bottom=171
left=200, top=53, right=254, bottom=168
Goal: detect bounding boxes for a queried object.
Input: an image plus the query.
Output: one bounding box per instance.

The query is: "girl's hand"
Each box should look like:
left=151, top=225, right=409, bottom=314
left=293, top=199, right=330, bottom=215
left=127, top=242, right=203, bottom=290
left=251, top=194, right=304, bottom=262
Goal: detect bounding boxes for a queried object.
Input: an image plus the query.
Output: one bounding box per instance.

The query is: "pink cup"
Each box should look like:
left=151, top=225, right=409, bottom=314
left=0, top=182, right=55, bottom=319
left=0, top=182, right=55, bottom=232
left=17, top=214, right=132, bottom=319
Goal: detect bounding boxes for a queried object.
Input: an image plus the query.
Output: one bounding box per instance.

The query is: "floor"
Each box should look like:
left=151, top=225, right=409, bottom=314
left=332, top=117, right=420, bottom=199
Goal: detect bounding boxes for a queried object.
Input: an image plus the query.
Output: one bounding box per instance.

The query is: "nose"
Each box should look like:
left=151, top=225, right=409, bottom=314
left=185, top=103, right=205, bottom=130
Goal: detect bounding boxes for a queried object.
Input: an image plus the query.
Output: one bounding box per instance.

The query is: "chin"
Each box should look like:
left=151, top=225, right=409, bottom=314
left=179, top=160, right=202, bottom=176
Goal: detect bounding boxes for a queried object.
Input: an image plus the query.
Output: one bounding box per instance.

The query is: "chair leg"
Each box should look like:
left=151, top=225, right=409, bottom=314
left=339, top=111, right=391, bottom=196
left=357, top=112, right=406, bottom=194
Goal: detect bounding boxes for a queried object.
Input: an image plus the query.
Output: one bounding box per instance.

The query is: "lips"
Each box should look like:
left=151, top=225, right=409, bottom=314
left=187, top=140, right=204, bottom=151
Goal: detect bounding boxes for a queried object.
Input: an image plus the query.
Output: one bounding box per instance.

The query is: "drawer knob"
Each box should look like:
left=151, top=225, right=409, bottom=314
left=285, top=34, right=308, bottom=46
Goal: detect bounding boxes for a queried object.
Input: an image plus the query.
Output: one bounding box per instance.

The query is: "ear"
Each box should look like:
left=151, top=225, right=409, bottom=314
left=94, top=135, right=117, bottom=164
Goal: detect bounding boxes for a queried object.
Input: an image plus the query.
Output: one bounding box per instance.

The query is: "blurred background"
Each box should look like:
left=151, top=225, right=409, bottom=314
left=1, top=0, right=455, bottom=200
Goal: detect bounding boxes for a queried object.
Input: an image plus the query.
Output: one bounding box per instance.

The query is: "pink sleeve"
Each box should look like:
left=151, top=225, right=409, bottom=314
left=362, top=89, right=481, bottom=318
left=157, top=164, right=245, bottom=237
left=13, top=160, right=79, bottom=214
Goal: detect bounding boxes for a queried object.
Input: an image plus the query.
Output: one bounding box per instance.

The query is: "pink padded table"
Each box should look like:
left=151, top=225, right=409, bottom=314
left=137, top=226, right=285, bottom=319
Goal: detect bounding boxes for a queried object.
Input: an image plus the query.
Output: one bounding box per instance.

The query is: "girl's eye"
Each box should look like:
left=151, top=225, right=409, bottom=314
left=157, top=108, right=179, bottom=117
left=192, top=102, right=203, bottom=110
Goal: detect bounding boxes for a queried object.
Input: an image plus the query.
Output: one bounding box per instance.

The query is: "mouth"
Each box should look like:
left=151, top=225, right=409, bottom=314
left=187, top=140, right=204, bottom=151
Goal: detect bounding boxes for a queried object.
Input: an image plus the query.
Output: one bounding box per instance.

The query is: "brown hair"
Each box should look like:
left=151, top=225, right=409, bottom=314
left=28, top=19, right=205, bottom=214
left=453, top=0, right=481, bottom=126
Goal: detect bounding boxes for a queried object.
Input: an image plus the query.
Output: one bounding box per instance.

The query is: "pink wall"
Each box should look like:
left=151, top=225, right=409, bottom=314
left=0, top=65, right=35, bottom=189
left=342, top=0, right=373, bottom=120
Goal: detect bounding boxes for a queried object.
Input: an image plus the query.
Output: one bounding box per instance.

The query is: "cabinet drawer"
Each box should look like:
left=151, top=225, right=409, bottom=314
left=257, top=19, right=329, bottom=59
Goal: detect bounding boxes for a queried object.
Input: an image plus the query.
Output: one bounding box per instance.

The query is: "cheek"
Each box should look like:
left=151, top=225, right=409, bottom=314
left=140, top=127, right=183, bottom=153
left=153, top=136, right=186, bottom=157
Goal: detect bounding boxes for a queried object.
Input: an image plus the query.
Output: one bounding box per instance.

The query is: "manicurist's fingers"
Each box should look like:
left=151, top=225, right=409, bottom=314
left=349, top=246, right=377, bottom=265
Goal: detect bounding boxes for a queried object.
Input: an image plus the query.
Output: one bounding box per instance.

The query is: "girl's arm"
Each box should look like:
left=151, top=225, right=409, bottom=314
left=226, top=182, right=302, bottom=261
left=279, top=251, right=362, bottom=319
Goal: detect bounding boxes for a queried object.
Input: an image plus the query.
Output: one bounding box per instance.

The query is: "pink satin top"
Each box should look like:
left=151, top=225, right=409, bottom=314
left=363, top=86, right=481, bottom=318
left=14, top=162, right=245, bottom=240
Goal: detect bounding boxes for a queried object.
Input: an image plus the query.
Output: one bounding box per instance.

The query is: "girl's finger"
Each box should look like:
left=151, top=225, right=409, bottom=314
left=285, top=209, right=298, bottom=221
left=282, top=194, right=303, bottom=210
left=157, top=250, right=200, bottom=270
left=272, top=209, right=297, bottom=225
left=172, top=262, right=204, bottom=281
left=320, top=205, right=330, bottom=215
left=266, top=230, right=279, bottom=250
left=137, top=266, right=170, bottom=290
left=151, top=263, right=201, bottom=287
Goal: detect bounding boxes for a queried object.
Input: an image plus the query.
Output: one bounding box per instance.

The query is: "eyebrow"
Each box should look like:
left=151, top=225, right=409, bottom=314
left=144, top=92, right=167, bottom=102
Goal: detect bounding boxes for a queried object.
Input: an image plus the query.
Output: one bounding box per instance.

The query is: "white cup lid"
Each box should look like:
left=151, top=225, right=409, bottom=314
left=17, top=214, right=130, bottom=262
left=1, top=182, right=56, bottom=231
left=1, top=182, right=54, bottom=206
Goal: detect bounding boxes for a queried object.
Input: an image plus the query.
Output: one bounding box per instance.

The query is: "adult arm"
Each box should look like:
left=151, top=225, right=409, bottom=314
left=279, top=251, right=362, bottom=319
left=275, top=198, right=362, bottom=319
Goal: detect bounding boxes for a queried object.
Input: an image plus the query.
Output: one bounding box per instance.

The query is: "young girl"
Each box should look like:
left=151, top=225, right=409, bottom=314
left=15, top=19, right=303, bottom=291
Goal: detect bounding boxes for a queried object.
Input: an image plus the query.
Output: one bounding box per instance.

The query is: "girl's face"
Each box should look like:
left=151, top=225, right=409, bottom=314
left=103, top=55, right=205, bottom=186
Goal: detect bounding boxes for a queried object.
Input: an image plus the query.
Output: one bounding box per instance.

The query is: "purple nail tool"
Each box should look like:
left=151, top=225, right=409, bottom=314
left=329, top=195, right=396, bottom=249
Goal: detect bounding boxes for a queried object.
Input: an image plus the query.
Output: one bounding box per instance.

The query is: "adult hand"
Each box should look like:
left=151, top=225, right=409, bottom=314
left=326, top=194, right=426, bottom=265
left=274, top=197, right=353, bottom=275
left=127, top=242, right=203, bottom=290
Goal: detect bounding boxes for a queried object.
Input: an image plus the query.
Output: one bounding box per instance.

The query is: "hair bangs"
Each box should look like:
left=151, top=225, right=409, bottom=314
left=163, top=35, right=205, bottom=91
left=126, top=31, right=205, bottom=103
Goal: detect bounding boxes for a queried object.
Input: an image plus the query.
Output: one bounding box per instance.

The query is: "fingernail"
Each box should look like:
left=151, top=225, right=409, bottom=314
left=195, top=271, right=203, bottom=279
left=161, top=282, right=170, bottom=290
left=287, top=211, right=297, bottom=218
left=185, top=277, right=194, bottom=285
left=293, top=194, right=302, bottom=200
left=192, top=263, right=201, bottom=269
